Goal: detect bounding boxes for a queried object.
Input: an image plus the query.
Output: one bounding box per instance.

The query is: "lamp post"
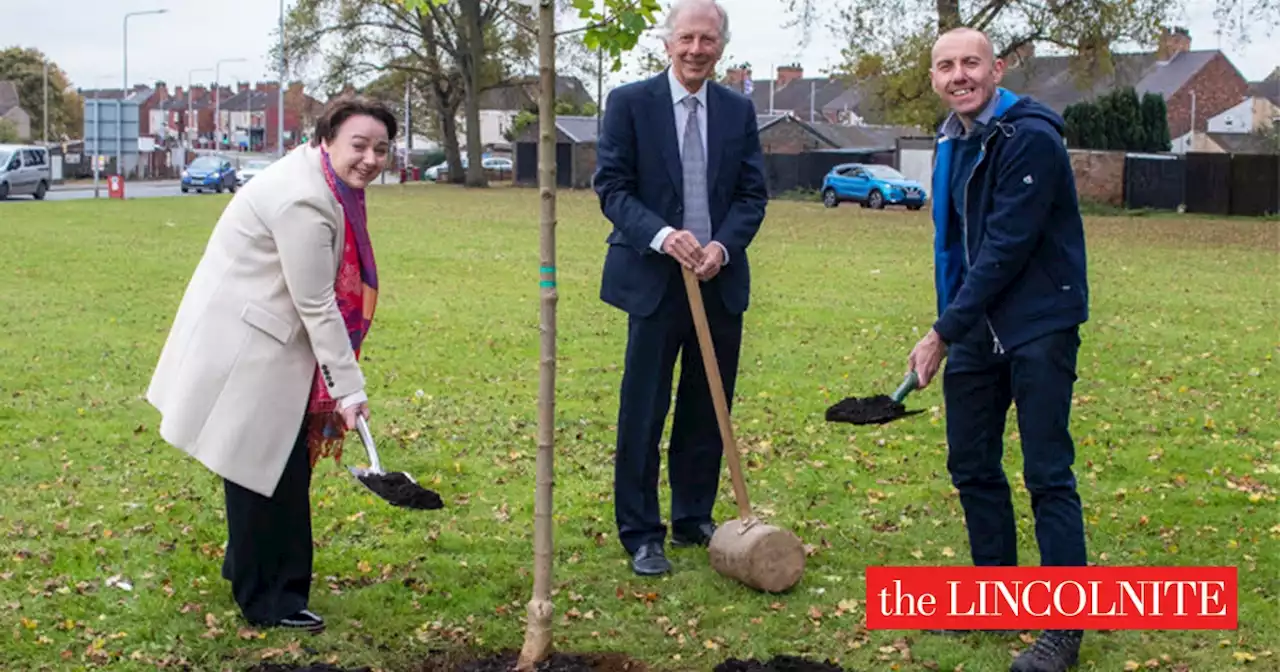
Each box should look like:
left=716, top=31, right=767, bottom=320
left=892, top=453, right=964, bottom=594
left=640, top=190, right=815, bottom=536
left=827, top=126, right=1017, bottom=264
left=279, top=0, right=287, bottom=157
left=121, top=8, right=167, bottom=180
left=215, top=58, right=248, bottom=151
left=188, top=68, right=214, bottom=150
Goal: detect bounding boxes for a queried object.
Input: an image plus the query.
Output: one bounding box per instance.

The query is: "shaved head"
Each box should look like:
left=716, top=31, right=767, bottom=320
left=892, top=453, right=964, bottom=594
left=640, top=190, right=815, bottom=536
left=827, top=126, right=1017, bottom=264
left=929, top=26, right=1005, bottom=129
left=932, top=27, right=995, bottom=64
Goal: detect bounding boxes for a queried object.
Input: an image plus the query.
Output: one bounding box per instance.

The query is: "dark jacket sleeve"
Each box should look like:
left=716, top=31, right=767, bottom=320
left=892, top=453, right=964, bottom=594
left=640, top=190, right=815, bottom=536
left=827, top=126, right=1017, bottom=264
left=932, top=123, right=1063, bottom=343
left=592, top=87, right=670, bottom=253
left=713, top=98, right=768, bottom=261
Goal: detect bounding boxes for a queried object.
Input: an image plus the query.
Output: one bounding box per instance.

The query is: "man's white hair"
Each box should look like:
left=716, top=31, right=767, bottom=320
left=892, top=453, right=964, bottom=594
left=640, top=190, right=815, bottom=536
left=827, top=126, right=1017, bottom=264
left=655, top=0, right=731, bottom=44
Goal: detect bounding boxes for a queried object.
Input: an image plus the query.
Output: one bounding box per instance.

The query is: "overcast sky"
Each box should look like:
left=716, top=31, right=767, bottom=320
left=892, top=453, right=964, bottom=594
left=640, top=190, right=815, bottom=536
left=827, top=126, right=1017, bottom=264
left=2, top=0, right=1276, bottom=99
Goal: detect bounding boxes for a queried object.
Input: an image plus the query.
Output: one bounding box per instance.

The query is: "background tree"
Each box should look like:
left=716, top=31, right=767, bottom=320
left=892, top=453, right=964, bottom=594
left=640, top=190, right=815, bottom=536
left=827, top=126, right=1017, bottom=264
left=782, top=0, right=1260, bottom=132
left=0, top=118, right=19, bottom=143
left=0, top=47, right=84, bottom=141
left=1062, top=86, right=1171, bottom=151
left=1140, top=91, right=1170, bottom=151
left=282, top=0, right=535, bottom=187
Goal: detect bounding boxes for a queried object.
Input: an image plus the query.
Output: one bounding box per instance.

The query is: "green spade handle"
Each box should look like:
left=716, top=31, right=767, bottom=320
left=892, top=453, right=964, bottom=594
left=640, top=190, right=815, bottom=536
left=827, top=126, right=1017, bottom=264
left=892, top=370, right=919, bottom=404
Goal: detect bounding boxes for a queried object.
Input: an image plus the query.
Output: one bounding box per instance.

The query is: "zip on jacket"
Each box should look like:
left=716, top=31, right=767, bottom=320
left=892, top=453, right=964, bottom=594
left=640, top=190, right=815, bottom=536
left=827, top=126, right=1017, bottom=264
left=960, top=123, right=1010, bottom=355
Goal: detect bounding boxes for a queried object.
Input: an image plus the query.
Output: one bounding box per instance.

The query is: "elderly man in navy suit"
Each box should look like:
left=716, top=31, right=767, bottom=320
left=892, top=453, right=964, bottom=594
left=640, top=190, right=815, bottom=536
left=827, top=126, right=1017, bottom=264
left=593, top=0, right=768, bottom=577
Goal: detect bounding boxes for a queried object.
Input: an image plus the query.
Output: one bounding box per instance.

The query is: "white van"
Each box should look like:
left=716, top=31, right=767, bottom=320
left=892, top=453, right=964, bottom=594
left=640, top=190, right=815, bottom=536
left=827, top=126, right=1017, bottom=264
left=0, top=144, right=52, bottom=200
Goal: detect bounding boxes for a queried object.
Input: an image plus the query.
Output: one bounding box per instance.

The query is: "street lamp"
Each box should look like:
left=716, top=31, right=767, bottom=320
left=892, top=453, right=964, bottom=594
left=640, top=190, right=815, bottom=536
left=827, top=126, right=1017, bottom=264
left=121, top=8, right=167, bottom=181
left=188, top=68, right=214, bottom=150
left=215, top=58, right=248, bottom=150
left=278, top=0, right=287, bottom=157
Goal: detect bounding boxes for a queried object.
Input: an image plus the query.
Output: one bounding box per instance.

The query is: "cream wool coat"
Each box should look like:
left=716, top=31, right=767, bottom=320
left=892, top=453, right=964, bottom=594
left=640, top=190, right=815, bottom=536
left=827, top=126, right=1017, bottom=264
left=147, top=143, right=365, bottom=497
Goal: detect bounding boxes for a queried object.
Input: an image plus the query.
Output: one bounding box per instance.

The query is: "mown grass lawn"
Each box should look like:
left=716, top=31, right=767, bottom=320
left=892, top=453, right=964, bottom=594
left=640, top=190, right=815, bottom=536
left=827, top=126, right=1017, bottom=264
left=1, top=184, right=1277, bottom=672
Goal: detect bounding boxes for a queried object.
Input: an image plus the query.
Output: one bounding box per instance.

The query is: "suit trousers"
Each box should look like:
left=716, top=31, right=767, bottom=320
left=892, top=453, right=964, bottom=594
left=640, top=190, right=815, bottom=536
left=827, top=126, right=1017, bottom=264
left=221, top=416, right=313, bottom=624
left=942, top=325, right=1087, bottom=568
left=614, top=273, right=743, bottom=555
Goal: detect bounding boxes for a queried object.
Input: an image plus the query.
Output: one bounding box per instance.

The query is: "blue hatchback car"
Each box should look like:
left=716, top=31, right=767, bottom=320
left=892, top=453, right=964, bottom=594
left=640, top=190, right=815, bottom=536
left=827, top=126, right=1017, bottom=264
left=181, top=155, right=238, bottom=194
left=821, top=162, right=927, bottom=210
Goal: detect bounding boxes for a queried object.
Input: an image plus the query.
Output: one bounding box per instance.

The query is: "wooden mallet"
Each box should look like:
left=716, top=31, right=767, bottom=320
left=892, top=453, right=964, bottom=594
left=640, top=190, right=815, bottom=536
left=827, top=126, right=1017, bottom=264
left=681, top=266, right=806, bottom=594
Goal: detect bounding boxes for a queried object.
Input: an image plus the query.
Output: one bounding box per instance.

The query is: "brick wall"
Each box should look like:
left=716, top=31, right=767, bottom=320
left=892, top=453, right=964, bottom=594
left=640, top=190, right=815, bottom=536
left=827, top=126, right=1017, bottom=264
left=759, top=120, right=831, bottom=154
left=1069, top=149, right=1125, bottom=206
left=1165, top=53, right=1249, bottom=138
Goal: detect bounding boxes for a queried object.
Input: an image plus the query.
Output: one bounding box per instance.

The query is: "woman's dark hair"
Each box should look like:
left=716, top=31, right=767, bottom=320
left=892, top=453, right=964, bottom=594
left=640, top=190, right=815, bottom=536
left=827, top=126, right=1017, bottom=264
left=310, top=94, right=398, bottom=146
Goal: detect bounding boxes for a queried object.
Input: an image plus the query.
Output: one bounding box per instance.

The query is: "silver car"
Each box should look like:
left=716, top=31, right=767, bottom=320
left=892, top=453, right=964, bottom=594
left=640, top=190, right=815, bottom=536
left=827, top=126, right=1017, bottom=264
left=237, top=158, right=273, bottom=186
left=0, top=144, right=52, bottom=200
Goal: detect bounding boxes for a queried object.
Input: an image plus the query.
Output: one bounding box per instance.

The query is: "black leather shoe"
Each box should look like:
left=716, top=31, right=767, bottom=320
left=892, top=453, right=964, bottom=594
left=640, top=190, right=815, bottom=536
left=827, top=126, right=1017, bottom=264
left=631, top=543, right=671, bottom=576
left=275, top=609, right=325, bottom=633
left=672, top=522, right=717, bottom=548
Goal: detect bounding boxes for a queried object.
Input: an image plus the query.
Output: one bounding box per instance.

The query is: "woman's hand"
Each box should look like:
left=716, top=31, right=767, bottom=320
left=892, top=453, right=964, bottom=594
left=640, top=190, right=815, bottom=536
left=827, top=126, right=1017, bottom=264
left=340, top=401, right=370, bottom=430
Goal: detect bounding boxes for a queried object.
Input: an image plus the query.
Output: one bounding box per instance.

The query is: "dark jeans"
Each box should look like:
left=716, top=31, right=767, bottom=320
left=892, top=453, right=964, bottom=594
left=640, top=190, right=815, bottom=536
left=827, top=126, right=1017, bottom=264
left=942, top=325, right=1087, bottom=567
left=613, top=276, right=743, bottom=555
left=221, top=419, right=313, bottom=624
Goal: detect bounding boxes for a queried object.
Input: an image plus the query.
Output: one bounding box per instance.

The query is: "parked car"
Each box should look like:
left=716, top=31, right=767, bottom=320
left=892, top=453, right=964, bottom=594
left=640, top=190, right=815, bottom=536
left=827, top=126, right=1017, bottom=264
left=236, top=158, right=273, bottom=186
left=0, top=144, right=52, bottom=200
left=181, top=155, right=237, bottom=194
left=821, top=163, right=927, bottom=210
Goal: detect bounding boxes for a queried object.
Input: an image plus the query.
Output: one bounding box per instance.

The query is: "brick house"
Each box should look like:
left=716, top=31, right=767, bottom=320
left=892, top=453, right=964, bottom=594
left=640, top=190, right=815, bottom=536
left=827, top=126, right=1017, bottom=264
left=999, top=27, right=1250, bottom=150
left=723, top=64, right=879, bottom=125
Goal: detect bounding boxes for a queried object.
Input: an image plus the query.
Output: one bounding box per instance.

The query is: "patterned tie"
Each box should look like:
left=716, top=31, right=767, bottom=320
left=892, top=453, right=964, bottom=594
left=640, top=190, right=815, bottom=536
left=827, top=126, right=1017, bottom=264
left=680, top=96, right=711, bottom=245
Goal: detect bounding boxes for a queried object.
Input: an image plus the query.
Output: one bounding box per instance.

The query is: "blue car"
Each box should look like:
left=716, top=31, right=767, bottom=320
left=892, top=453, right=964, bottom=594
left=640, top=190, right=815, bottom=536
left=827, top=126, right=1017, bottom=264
left=181, top=155, right=238, bottom=194
left=821, top=163, right=927, bottom=210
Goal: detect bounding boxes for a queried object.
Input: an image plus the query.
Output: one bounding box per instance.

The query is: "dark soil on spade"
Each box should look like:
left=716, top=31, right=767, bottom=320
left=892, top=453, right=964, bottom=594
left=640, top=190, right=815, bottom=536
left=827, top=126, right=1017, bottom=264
left=357, top=471, right=444, bottom=510
left=824, top=394, right=922, bottom=425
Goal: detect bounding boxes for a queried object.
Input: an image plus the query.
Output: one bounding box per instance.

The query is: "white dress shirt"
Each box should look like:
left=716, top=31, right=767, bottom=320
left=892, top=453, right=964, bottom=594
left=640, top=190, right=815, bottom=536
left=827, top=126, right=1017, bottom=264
left=650, top=68, right=728, bottom=264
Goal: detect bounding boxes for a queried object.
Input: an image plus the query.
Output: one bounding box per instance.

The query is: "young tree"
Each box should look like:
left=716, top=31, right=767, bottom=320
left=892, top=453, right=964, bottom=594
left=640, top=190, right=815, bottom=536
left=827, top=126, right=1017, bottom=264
left=398, top=0, right=659, bottom=668
left=1140, top=92, right=1171, bottom=151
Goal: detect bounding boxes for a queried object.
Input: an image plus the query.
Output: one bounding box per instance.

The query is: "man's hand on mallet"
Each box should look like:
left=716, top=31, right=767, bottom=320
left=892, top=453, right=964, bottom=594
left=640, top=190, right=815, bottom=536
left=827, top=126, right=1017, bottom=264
left=662, top=230, right=704, bottom=269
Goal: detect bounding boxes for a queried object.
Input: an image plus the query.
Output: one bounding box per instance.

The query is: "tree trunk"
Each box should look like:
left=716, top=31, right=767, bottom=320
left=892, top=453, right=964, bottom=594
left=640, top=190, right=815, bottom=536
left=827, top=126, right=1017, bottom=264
left=460, top=0, right=488, bottom=188
left=516, top=0, right=557, bottom=669
left=937, top=0, right=961, bottom=31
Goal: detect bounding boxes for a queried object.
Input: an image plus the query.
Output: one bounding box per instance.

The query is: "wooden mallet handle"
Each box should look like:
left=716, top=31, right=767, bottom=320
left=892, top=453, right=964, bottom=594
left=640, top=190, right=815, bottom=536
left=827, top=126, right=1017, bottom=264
left=681, top=267, right=752, bottom=521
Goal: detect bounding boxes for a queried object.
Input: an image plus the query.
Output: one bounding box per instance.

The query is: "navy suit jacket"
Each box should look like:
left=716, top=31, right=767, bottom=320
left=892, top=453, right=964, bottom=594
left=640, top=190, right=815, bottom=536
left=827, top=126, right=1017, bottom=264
left=593, top=70, right=768, bottom=318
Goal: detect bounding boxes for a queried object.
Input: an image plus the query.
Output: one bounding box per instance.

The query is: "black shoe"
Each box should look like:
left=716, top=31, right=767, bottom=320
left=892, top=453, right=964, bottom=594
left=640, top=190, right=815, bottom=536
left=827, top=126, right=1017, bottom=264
left=274, top=609, right=325, bottom=633
left=1010, top=630, right=1081, bottom=672
left=672, top=522, right=717, bottom=548
left=631, top=542, right=671, bottom=576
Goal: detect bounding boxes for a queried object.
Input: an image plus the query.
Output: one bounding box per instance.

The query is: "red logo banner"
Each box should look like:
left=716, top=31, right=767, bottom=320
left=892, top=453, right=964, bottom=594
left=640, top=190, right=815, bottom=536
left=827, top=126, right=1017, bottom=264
left=865, top=566, right=1237, bottom=630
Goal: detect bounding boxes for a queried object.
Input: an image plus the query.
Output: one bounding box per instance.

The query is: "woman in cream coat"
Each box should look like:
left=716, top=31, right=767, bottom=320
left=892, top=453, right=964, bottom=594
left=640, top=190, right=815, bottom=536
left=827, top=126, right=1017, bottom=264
left=147, top=95, right=397, bottom=633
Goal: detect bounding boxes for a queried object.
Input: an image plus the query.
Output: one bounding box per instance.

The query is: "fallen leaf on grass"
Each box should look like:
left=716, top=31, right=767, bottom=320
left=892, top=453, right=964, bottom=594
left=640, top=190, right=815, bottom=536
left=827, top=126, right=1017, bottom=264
left=1233, top=651, right=1257, bottom=663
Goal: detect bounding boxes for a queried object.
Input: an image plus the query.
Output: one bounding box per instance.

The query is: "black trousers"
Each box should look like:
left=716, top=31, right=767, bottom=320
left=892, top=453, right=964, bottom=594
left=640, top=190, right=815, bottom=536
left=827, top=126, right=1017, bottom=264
left=943, top=325, right=1087, bottom=568
left=614, top=277, right=744, bottom=555
left=221, top=419, right=313, bottom=624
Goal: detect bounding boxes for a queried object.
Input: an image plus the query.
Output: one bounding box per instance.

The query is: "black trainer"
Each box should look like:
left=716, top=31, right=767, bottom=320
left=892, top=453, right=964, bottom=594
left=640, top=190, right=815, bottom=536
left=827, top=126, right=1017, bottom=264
left=1010, top=629, right=1081, bottom=672
left=276, top=609, right=325, bottom=633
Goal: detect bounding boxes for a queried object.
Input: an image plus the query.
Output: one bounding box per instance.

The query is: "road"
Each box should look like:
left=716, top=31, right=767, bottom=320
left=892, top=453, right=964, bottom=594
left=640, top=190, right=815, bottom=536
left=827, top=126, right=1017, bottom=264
left=4, top=172, right=409, bottom=204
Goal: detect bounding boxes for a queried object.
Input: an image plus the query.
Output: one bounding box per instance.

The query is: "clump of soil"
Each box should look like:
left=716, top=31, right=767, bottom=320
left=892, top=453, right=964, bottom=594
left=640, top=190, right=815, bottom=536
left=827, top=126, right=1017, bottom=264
left=243, top=660, right=371, bottom=665
left=825, top=395, right=921, bottom=425
left=713, top=656, right=849, bottom=672
left=404, top=651, right=646, bottom=672
left=357, top=471, right=444, bottom=510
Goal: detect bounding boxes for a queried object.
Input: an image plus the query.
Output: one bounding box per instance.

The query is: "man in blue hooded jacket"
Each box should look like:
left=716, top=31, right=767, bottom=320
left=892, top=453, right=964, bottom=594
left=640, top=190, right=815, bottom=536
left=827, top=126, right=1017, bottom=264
left=906, top=27, right=1090, bottom=672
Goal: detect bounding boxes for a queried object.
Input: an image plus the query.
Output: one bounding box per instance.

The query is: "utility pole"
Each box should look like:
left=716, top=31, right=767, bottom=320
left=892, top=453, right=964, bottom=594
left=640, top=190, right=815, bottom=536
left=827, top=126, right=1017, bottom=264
left=278, top=0, right=287, bottom=157
left=121, top=9, right=167, bottom=180
left=42, top=59, right=48, bottom=144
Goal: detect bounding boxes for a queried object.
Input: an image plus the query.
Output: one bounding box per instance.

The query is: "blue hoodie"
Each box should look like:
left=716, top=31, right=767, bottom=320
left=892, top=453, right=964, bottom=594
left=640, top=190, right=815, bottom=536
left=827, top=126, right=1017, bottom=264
left=930, top=88, right=1089, bottom=353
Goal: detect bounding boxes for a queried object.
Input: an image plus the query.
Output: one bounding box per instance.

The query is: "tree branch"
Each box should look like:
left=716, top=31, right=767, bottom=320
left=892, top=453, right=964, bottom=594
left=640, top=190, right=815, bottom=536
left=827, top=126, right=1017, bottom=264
left=484, top=0, right=539, bottom=35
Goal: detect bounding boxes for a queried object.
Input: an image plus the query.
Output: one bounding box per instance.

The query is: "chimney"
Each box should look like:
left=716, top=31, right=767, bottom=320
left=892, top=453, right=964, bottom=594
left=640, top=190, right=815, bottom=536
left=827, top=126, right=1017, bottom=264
left=1157, top=27, right=1191, bottom=60
left=238, top=81, right=250, bottom=94
left=776, top=64, right=803, bottom=89
left=723, top=67, right=752, bottom=92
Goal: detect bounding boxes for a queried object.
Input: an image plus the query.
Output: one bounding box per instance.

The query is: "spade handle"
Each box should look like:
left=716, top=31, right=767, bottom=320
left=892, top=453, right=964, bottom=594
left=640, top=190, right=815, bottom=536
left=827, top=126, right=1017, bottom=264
left=892, top=371, right=919, bottom=404
left=355, top=415, right=383, bottom=474
left=681, top=267, right=753, bottom=521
